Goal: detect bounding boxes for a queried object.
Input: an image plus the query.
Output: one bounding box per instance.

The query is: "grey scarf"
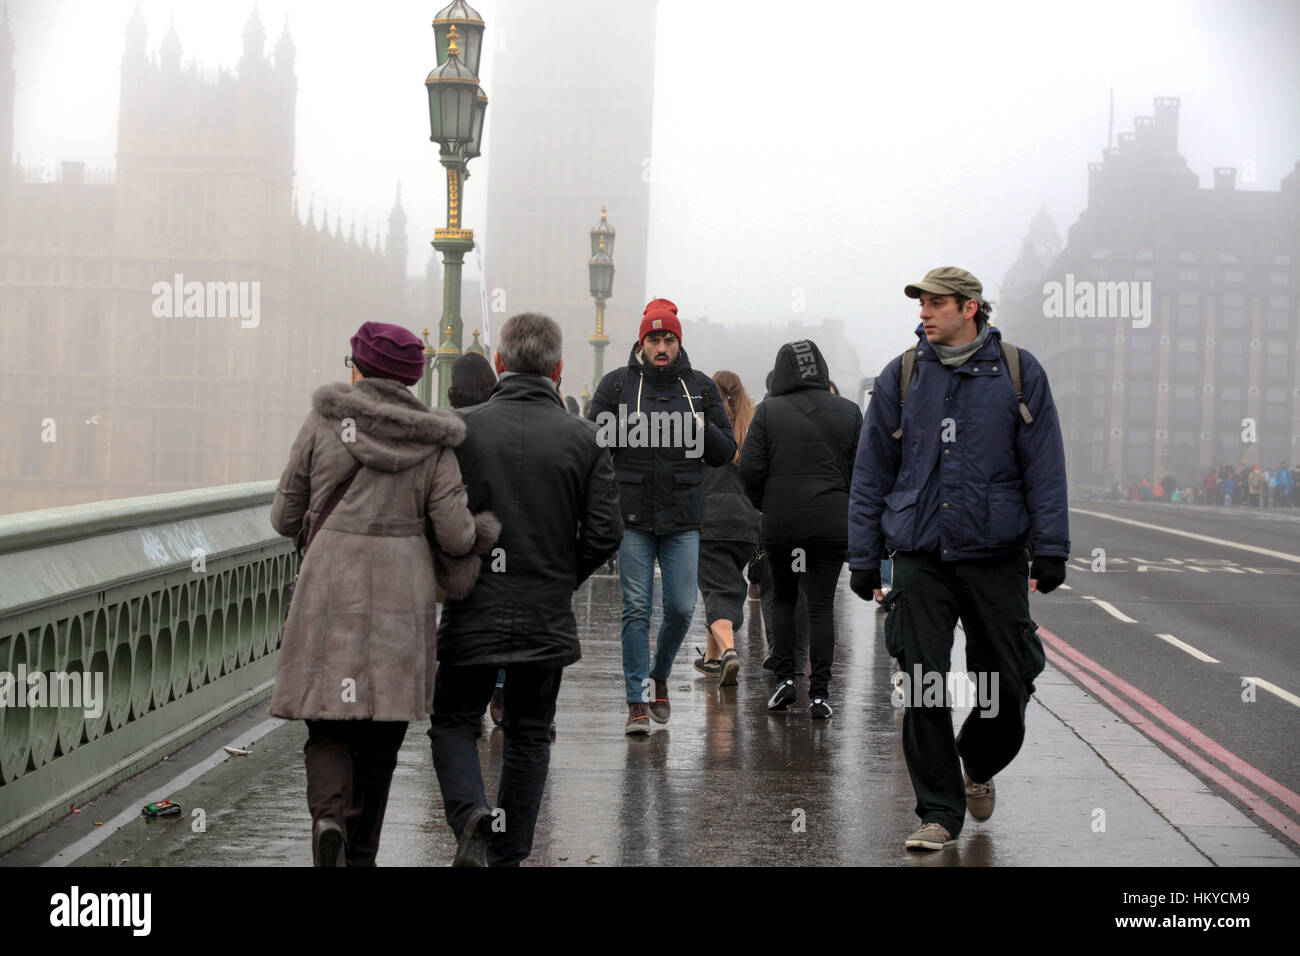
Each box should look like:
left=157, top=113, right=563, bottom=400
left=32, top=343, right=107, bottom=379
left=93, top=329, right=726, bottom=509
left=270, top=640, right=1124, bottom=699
left=930, top=320, right=990, bottom=367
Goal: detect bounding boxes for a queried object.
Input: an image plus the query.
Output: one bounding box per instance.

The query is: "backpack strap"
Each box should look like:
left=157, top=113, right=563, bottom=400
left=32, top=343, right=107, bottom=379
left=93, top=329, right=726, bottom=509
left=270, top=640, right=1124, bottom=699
left=612, top=365, right=631, bottom=401
left=998, top=341, right=1034, bottom=424
left=890, top=339, right=1033, bottom=438
left=891, top=346, right=917, bottom=439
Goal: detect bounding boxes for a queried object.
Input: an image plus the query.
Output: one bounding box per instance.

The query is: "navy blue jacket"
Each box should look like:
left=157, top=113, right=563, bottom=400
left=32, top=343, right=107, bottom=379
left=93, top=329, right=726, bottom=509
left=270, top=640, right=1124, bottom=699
left=588, top=345, right=737, bottom=535
left=848, top=323, right=1070, bottom=568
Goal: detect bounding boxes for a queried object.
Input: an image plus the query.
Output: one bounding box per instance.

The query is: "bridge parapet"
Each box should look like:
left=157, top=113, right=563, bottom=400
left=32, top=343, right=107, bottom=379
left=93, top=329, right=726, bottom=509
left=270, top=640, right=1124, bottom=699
left=0, top=481, right=293, bottom=852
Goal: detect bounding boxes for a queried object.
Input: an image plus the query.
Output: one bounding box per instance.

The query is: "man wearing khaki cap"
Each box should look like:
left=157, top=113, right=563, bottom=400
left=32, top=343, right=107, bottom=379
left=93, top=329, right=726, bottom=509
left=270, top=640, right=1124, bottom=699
left=847, top=267, right=1070, bottom=851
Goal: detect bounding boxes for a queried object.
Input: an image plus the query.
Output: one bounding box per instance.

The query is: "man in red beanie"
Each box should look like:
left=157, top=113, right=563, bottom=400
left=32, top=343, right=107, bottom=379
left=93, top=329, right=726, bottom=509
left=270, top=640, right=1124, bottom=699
left=587, top=298, right=737, bottom=734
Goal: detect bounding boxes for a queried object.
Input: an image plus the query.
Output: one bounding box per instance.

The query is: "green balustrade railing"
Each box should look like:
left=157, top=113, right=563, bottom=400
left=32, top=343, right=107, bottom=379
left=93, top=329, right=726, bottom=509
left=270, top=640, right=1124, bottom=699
left=0, top=481, right=295, bottom=852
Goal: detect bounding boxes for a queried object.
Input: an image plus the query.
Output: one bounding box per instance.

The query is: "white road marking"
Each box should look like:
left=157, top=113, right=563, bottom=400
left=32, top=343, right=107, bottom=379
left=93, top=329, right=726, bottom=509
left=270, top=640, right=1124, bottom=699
left=1244, top=677, right=1300, bottom=709
left=1071, top=508, right=1300, bottom=565
left=1057, top=583, right=1072, bottom=590
left=1081, top=595, right=1138, bottom=623
left=1154, top=633, right=1220, bottom=663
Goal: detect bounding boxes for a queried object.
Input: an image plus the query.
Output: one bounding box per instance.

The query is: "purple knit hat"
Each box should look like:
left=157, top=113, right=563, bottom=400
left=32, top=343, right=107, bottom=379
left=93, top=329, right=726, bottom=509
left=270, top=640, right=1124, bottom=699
left=350, top=321, right=425, bottom=386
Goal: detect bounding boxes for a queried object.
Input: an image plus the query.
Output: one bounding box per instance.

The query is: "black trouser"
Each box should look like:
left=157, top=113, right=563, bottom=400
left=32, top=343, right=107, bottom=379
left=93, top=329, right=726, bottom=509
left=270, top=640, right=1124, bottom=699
left=755, top=551, right=810, bottom=673
left=884, top=549, right=1045, bottom=838
left=766, top=542, right=844, bottom=699
left=427, top=662, right=563, bottom=866
left=303, top=719, right=408, bottom=867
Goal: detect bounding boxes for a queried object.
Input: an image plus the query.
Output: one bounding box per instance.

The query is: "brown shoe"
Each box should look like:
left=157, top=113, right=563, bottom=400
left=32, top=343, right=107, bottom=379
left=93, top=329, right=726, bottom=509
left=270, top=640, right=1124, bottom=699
left=625, top=702, right=651, bottom=735
left=905, top=822, right=956, bottom=851
left=648, top=678, right=670, bottom=723
left=964, top=770, right=995, bottom=821
left=489, top=686, right=504, bottom=726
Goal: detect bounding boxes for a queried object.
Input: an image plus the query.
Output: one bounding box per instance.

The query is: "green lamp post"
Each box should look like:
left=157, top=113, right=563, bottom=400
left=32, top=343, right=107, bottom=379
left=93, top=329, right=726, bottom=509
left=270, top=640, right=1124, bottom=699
left=426, top=5, right=488, bottom=407
left=588, top=206, right=616, bottom=383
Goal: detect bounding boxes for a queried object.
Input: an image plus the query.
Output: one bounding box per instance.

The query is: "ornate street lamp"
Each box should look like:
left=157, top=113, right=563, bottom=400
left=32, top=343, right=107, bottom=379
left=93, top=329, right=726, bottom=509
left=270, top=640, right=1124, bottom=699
left=425, top=18, right=488, bottom=407
left=588, top=206, right=616, bottom=383
left=433, top=0, right=484, bottom=75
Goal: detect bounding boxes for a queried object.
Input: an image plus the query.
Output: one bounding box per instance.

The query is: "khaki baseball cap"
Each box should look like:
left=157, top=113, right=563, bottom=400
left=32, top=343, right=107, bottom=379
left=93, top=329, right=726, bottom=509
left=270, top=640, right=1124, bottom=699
left=904, top=266, right=984, bottom=304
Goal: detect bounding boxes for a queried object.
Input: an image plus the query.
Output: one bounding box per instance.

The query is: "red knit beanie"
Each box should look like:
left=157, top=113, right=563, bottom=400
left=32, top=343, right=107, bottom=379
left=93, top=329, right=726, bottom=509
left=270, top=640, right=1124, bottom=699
left=638, top=298, right=682, bottom=344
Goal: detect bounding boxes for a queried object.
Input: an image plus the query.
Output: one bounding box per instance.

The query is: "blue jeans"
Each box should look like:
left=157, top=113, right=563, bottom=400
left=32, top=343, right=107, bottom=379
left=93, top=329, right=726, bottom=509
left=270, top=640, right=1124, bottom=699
left=880, top=557, right=894, bottom=588
left=619, top=528, right=699, bottom=703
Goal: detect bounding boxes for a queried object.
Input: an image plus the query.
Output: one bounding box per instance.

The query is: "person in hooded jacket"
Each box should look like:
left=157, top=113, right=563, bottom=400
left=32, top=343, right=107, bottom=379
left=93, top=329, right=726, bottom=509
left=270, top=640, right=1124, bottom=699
left=739, top=339, right=862, bottom=719
left=270, top=321, right=493, bottom=867
left=694, top=370, right=760, bottom=685
left=587, top=298, right=737, bottom=734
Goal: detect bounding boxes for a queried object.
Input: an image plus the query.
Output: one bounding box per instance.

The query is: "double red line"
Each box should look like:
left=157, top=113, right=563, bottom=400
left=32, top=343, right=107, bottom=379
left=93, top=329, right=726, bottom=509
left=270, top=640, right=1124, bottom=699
left=1039, top=624, right=1300, bottom=847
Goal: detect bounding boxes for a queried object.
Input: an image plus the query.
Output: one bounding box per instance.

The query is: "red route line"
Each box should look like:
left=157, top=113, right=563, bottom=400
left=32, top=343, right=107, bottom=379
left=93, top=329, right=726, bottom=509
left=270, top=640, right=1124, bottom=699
left=1038, top=624, right=1300, bottom=817
left=1039, top=648, right=1300, bottom=847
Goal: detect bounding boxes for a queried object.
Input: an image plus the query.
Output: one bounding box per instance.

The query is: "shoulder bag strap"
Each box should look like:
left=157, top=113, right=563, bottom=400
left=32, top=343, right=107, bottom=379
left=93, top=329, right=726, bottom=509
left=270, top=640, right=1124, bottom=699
left=301, top=461, right=363, bottom=557
left=787, top=390, right=851, bottom=491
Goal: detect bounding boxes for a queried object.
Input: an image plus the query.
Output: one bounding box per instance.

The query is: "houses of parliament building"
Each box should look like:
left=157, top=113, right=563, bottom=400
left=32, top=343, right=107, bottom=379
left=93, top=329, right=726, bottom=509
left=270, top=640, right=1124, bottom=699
left=0, top=8, right=416, bottom=513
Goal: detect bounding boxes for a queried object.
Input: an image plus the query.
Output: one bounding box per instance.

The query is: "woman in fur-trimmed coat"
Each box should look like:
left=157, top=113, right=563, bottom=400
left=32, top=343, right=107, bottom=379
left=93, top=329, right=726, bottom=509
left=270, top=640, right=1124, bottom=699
left=270, top=321, right=499, bottom=867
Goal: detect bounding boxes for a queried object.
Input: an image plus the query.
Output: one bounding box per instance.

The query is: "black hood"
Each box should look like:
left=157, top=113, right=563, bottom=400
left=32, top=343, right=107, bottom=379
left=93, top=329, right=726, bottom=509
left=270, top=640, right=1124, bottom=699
left=625, top=342, right=695, bottom=386
left=770, top=339, right=831, bottom=396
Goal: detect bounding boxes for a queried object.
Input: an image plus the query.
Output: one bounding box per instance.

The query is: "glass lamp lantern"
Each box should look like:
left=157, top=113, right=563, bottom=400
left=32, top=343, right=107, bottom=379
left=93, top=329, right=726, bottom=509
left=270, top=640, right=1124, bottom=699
left=433, top=0, right=485, bottom=76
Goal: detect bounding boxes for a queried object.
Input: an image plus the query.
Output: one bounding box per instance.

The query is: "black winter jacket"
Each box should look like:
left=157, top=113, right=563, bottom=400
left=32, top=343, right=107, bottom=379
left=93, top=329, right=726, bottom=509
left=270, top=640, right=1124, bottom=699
left=439, top=373, right=624, bottom=667
left=587, top=345, right=737, bottom=534
left=739, top=340, right=863, bottom=550
left=702, top=461, right=760, bottom=543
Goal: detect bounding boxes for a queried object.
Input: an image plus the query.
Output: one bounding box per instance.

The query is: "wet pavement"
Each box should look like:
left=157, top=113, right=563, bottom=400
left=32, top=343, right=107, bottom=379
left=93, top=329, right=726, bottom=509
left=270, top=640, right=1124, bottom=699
left=7, top=571, right=1297, bottom=867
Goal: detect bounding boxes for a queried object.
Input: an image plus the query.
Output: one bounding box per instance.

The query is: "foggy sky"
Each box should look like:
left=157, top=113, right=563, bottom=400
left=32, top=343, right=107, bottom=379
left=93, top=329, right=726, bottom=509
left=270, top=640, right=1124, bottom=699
left=9, top=0, right=1299, bottom=380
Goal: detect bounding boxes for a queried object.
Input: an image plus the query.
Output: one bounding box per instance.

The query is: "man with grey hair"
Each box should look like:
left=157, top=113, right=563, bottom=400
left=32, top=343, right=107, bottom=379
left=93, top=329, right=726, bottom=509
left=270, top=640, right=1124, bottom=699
left=429, top=312, right=623, bottom=866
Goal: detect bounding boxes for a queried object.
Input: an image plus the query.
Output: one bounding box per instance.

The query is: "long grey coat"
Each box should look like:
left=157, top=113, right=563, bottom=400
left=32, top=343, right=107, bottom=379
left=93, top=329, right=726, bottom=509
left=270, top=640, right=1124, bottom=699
left=269, top=377, right=479, bottom=722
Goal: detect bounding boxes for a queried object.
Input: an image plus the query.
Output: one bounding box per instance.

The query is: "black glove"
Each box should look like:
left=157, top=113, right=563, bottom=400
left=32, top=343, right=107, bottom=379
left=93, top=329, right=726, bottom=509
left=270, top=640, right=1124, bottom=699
left=850, top=569, right=881, bottom=601
left=1030, top=557, right=1066, bottom=594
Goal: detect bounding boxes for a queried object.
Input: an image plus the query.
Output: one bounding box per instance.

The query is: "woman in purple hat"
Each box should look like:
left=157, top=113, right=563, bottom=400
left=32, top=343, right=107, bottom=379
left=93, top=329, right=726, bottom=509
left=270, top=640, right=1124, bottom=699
left=269, top=320, right=499, bottom=866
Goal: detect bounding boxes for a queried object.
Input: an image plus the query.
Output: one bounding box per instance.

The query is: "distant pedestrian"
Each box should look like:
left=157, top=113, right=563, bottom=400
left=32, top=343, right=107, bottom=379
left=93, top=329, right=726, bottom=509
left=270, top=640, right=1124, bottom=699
left=1248, top=467, right=1265, bottom=508
left=695, top=370, right=760, bottom=685
left=429, top=313, right=623, bottom=866
left=848, top=268, right=1068, bottom=852
left=740, top=339, right=861, bottom=719
left=1276, top=461, right=1294, bottom=508
left=270, top=321, right=487, bottom=867
left=447, top=353, right=507, bottom=728
left=448, top=351, right=497, bottom=410
left=587, top=299, right=736, bottom=734
left=1223, top=472, right=1237, bottom=506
